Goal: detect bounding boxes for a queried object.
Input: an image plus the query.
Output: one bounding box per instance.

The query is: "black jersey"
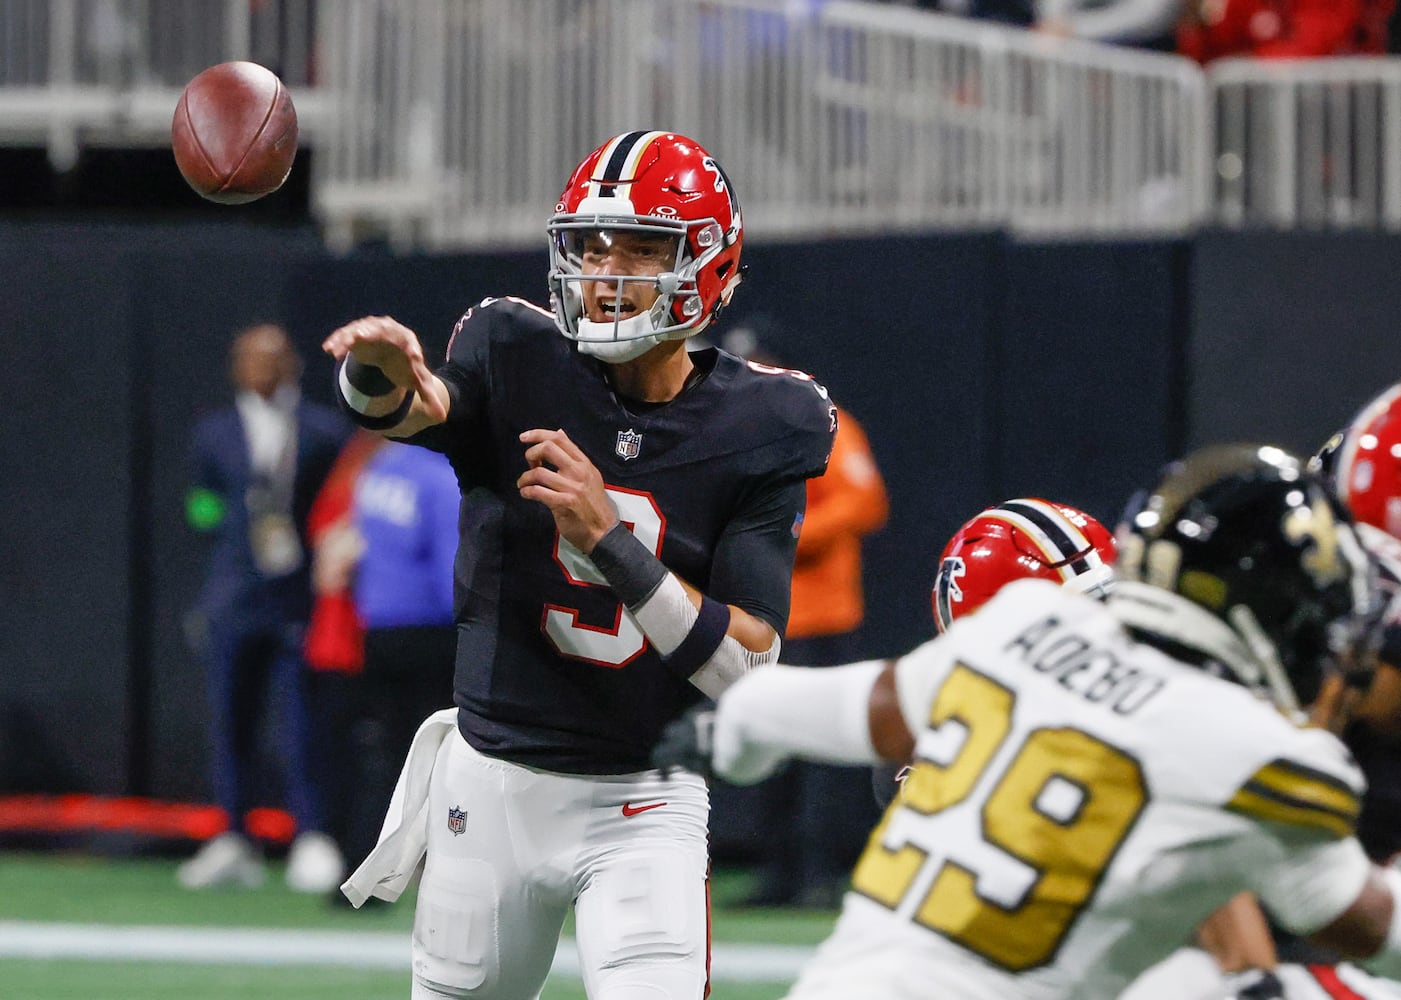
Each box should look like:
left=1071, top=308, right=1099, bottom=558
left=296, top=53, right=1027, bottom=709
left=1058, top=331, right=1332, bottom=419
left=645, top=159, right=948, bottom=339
left=408, top=297, right=835, bottom=774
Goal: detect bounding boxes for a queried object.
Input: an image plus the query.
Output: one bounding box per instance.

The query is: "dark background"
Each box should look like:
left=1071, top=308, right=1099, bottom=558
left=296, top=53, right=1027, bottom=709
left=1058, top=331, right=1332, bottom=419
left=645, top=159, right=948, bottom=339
left=3, top=151, right=1400, bottom=803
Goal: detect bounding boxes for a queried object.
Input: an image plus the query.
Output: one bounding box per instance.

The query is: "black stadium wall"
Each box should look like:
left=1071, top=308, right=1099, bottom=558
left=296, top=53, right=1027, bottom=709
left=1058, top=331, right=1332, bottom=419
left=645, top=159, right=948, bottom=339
left=2, top=221, right=1399, bottom=802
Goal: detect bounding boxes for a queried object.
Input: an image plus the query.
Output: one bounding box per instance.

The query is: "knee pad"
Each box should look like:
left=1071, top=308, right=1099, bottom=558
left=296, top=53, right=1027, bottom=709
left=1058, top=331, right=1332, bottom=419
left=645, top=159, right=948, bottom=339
left=412, top=860, right=499, bottom=993
left=593, top=856, right=702, bottom=964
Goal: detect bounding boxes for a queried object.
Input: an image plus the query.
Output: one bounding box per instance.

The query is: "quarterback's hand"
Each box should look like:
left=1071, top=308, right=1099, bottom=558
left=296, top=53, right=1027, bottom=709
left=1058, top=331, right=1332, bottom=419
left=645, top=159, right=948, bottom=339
left=1224, top=968, right=1286, bottom=1000
left=321, top=314, right=448, bottom=423
left=651, top=706, right=716, bottom=779
left=517, top=428, right=618, bottom=551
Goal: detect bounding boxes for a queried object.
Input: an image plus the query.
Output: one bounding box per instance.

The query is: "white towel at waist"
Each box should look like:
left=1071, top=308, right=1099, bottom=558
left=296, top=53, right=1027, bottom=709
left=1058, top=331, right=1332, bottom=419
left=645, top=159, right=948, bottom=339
left=340, top=706, right=458, bottom=908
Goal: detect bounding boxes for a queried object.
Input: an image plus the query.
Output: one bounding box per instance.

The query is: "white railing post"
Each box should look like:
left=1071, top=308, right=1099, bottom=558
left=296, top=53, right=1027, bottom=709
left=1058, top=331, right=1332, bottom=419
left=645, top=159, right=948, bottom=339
left=224, top=0, right=251, bottom=61
left=46, top=0, right=79, bottom=172
left=1385, top=71, right=1401, bottom=230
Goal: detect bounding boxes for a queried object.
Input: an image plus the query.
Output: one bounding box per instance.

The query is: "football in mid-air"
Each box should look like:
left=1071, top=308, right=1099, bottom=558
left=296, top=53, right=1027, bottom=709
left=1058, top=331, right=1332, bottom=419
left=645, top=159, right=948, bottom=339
left=171, top=61, right=298, bottom=204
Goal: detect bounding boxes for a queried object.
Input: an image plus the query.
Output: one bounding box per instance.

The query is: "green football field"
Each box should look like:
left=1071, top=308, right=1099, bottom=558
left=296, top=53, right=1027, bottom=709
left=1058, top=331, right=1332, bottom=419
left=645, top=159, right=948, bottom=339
left=0, top=851, right=837, bottom=999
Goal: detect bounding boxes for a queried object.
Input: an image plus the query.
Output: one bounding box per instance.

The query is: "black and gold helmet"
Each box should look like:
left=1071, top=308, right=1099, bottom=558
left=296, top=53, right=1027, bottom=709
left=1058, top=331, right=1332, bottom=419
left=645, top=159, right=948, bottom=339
left=1116, top=444, right=1379, bottom=710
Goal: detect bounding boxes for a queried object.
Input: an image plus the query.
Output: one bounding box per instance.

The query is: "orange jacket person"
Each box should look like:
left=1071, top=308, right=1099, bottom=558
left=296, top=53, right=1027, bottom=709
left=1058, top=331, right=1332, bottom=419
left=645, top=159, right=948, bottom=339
left=788, top=406, right=889, bottom=640
left=741, top=404, right=888, bottom=908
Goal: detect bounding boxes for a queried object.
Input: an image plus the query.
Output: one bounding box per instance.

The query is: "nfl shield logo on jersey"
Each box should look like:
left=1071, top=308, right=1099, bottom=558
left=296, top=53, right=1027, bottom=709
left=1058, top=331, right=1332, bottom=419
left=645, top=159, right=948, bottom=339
left=615, top=428, right=643, bottom=461
left=447, top=806, right=467, bottom=836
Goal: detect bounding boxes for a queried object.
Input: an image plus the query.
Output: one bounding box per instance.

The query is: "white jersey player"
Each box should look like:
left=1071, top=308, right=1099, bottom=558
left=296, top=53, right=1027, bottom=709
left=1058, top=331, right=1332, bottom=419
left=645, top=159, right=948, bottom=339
left=1121, top=947, right=1401, bottom=1000
left=654, top=444, right=1401, bottom=1000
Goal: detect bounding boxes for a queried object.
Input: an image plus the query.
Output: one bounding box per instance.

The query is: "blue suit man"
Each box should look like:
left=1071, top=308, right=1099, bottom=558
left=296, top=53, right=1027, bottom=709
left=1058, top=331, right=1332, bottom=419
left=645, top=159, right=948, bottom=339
left=181, top=323, right=351, bottom=891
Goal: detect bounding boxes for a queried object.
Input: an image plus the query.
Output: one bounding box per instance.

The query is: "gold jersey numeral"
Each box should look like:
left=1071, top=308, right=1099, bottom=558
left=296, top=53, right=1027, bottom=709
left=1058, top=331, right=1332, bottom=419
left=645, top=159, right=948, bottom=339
left=852, top=664, right=1148, bottom=971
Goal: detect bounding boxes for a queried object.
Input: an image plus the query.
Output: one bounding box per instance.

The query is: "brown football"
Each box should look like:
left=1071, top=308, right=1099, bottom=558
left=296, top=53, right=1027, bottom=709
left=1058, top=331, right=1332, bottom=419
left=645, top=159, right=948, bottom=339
left=171, top=61, right=298, bottom=204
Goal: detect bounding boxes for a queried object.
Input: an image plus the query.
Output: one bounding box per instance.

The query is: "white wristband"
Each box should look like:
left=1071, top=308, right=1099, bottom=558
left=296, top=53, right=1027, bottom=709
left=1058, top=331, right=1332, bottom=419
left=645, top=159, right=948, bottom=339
left=630, top=575, right=778, bottom=696
left=630, top=574, right=695, bottom=656
left=689, top=631, right=780, bottom=699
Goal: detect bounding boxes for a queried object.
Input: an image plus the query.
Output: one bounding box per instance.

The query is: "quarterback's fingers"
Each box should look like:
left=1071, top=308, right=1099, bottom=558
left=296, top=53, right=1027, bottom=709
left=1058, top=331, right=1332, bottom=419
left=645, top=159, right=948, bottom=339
left=516, top=465, right=578, bottom=500
left=521, top=436, right=579, bottom=474
left=519, top=428, right=557, bottom=443
left=519, top=429, right=590, bottom=466
left=518, top=429, right=554, bottom=468
left=544, top=429, right=588, bottom=464
left=322, top=316, right=421, bottom=370
left=517, top=482, right=558, bottom=507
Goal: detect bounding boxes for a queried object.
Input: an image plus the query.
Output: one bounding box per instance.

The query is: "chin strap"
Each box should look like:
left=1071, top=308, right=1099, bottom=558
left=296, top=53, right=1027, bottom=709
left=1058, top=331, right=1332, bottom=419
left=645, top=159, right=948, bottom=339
left=576, top=312, right=695, bottom=364
left=577, top=329, right=668, bottom=363
left=572, top=273, right=703, bottom=363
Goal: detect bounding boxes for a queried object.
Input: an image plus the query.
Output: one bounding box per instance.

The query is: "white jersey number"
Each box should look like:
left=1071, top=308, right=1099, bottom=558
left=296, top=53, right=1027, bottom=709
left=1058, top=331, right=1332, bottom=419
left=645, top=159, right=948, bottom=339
left=543, top=486, right=664, bottom=668
left=852, top=663, right=1148, bottom=971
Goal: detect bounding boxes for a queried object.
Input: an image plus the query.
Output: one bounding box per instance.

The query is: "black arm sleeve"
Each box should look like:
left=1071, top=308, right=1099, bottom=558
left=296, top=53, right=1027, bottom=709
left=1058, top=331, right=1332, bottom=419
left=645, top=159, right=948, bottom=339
left=707, top=477, right=808, bottom=635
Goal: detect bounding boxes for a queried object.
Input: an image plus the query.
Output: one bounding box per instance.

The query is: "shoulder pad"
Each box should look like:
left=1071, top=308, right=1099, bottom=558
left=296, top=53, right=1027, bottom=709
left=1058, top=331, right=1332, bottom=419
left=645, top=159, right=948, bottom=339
left=732, top=358, right=837, bottom=479
left=446, top=295, right=557, bottom=366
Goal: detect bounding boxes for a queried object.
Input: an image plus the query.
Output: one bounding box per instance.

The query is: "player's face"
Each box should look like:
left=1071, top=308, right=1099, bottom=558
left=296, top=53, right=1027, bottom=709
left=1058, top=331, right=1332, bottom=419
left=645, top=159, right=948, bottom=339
left=577, top=230, right=678, bottom=324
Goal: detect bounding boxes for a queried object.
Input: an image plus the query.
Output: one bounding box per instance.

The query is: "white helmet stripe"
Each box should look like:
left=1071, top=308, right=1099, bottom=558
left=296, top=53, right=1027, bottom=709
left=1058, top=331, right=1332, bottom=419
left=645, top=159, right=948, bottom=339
left=982, top=500, right=1101, bottom=583
left=585, top=130, right=670, bottom=200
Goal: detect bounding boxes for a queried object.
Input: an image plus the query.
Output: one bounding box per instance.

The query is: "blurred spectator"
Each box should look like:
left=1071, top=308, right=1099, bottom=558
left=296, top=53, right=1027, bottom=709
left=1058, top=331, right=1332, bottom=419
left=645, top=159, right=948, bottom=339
left=338, top=441, right=459, bottom=898
left=179, top=323, right=351, bottom=892
left=892, top=0, right=1035, bottom=26
left=1179, top=0, right=1395, bottom=63
left=894, top=0, right=1180, bottom=48
left=302, top=429, right=385, bottom=872
left=1035, top=0, right=1183, bottom=49
left=722, top=327, right=890, bottom=908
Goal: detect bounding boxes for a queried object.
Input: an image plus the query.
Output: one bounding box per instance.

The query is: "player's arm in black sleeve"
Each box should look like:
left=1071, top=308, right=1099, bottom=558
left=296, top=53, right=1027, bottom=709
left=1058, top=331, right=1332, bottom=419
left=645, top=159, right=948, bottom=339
left=583, top=372, right=833, bottom=697
left=589, top=474, right=805, bottom=698
left=708, top=476, right=807, bottom=636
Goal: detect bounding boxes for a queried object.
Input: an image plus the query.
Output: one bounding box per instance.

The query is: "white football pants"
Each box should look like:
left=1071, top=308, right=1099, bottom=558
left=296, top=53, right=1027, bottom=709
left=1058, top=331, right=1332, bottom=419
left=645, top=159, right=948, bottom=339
left=411, top=730, right=711, bottom=1000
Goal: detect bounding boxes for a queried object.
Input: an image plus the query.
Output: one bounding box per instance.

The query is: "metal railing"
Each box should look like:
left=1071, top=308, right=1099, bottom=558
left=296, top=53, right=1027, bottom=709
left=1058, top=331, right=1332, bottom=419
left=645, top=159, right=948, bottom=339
left=4, top=1, right=1401, bottom=244
left=0, top=0, right=319, bottom=170
left=1209, top=57, right=1401, bottom=231
left=310, top=0, right=1208, bottom=248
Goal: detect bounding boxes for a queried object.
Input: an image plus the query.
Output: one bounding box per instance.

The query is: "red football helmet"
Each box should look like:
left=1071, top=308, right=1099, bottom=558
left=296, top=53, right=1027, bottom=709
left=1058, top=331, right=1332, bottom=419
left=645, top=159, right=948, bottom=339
left=933, top=498, right=1118, bottom=632
left=547, top=131, right=743, bottom=361
left=1332, top=382, right=1401, bottom=539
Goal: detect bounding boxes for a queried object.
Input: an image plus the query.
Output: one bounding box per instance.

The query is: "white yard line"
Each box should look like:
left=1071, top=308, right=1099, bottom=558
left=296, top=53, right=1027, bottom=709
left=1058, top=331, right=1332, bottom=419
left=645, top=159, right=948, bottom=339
left=0, top=921, right=814, bottom=982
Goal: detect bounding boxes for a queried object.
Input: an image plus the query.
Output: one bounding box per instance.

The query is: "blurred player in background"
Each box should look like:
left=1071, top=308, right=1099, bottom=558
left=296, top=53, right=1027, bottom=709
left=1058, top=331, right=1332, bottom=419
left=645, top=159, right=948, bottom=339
left=1177, top=0, right=1395, bottom=63
left=720, top=325, right=890, bottom=909
left=324, top=131, right=835, bottom=999
left=655, top=444, right=1401, bottom=1000
left=180, top=322, right=350, bottom=893
left=337, top=441, right=459, bottom=902
left=302, top=429, right=383, bottom=884
left=1193, top=385, right=1401, bottom=1000
left=1119, top=395, right=1401, bottom=1000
